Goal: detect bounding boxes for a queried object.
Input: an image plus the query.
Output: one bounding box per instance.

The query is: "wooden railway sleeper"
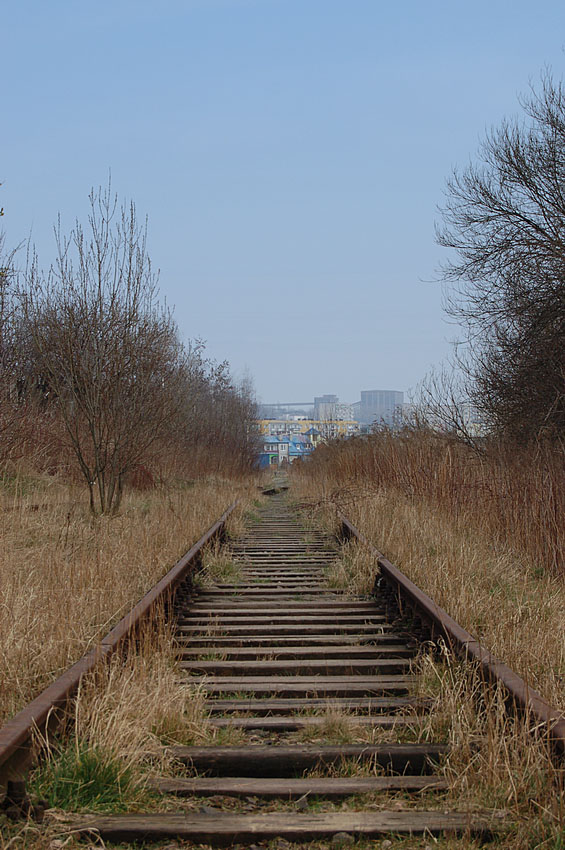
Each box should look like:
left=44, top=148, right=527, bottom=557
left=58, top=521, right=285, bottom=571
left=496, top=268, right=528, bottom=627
left=0, top=779, right=47, bottom=822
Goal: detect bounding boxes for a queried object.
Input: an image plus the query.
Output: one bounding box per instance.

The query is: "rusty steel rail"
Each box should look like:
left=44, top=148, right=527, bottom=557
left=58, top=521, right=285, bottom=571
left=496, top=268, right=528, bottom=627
left=0, top=501, right=238, bottom=789
left=339, top=512, right=565, bottom=759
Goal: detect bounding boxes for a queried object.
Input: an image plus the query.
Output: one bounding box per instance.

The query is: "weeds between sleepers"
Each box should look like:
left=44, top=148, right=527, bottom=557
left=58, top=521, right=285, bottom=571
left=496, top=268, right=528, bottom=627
left=4, top=484, right=564, bottom=849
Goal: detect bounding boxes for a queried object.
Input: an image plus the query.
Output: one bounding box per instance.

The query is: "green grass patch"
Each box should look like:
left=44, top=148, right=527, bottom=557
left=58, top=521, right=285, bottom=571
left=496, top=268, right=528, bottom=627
left=30, top=740, right=148, bottom=813
left=243, top=509, right=261, bottom=524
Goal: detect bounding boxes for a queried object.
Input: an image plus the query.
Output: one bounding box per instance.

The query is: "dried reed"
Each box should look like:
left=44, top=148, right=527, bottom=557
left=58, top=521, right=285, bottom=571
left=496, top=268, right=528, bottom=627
left=0, top=468, right=256, bottom=726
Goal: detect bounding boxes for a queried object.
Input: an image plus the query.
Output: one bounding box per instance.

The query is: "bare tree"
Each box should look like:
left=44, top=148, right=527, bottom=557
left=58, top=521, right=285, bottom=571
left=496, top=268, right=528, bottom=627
left=174, top=344, right=258, bottom=476
left=0, top=212, right=27, bottom=446
left=414, top=361, right=485, bottom=450
left=20, top=184, right=186, bottom=513
left=0, top=234, right=17, bottom=387
left=437, top=72, right=565, bottom=442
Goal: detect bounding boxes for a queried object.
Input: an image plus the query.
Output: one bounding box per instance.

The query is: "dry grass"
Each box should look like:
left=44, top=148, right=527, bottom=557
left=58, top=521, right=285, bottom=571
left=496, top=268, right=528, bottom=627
left=2, top=447, right=563, bottom=848
left=0, top=465, right=257, bottom=726
left=291, top=433, right=565, bottom=847
left=6, top=618, right=218, bottom=828
left=297, top=431, right=565, bottom=575
left=293, top=438, right=565, bottom=714
left=295, top=662, right=565, bottom=845
left=67, top=628, right=208, bottom=759
left=28, top=623, right=208, bottom=802
left=198, top=540, right=244, bottom=586
left=325, top=540, right=380, bottom=596
left=334, top=492, right=564, bottom=714
left=413, top=652, right=565, bottom=848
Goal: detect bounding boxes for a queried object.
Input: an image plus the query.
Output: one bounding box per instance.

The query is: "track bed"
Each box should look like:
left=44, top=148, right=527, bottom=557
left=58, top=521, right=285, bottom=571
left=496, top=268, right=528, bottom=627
left=65, top=486, right=499, bottom=844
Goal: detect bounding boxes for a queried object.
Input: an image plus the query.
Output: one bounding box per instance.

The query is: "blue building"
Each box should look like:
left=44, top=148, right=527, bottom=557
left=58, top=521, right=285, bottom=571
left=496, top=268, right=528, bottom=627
left=257, top=432, right=315, bottom=468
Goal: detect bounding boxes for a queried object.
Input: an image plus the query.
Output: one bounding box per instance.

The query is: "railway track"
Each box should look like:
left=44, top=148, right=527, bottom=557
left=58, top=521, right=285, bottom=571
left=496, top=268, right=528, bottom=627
left=57, top=489, right=497, bottom=843
left=1, top=483, right=563, bottom=845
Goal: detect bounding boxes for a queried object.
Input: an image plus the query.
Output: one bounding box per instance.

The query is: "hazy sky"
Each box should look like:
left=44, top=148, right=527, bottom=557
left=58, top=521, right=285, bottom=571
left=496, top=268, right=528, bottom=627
left=3, top=1, right=565, bottom=403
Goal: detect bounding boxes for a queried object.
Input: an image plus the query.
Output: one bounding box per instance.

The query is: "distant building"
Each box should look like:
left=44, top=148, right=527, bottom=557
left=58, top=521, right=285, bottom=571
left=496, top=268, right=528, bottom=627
left=289, top=432, right=314, bottom=461
left=316, top=419, right=359, bottom=440
left=256, top=418, right=359, bottom=465
left=257, top=432, right=317, bottom=468
left=304, top=426, right=322, bottom=447
left=257, top=419, right=359, bottom=440
left=260, top=395, right=354, bottom=422
left=258, top=435, right=282, bottom=467
left=257, top=419, right=306, bottom=436
left=336, top=403, right=353, bottom=421
left=314, top=394, right=339, bottom=419
left=313, top=395, right=354, bottom=421
left=356, top=390, right=404, bottom=428
left=424, top=402, right=488, bottom=437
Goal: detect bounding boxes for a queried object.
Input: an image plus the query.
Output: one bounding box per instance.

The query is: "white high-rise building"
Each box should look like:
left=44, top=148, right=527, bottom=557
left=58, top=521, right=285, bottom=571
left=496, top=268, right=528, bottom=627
left=357, top=390, right=404, bottom=427
left=313, top=394, right=339, bottom=420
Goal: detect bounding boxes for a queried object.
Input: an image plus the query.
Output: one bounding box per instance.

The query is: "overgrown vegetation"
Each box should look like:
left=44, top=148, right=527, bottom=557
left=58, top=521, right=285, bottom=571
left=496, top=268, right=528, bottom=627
left=292, top=432, right=565, bottom=848
left=292, top=442, right=564, bottom=847
left=416, top=653, right=565, bottom=848
left=293, top=432, right=565, bottom=707
left=31, top=742, right=142, bottom=813
left=0, top=471, right=256, bottom=726
left=303, top=429, right=565, bottom=576
left=0, top=183, right=267, bottom=850
left=0, top=180, right=262, bottom=738
left=428, top=73, right=565, bottom=446
left=27, top=623, right=211, bottom=815
left=0, top=182, right=258, bottom=515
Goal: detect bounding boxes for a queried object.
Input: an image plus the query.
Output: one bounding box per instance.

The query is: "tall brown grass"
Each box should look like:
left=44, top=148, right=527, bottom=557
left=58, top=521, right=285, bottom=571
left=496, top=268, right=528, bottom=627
left=0, top=464, right=258, bottom=726
left=298, top=431, right=565, bottom=574
left=293, top=433, right=565, bottom=846
left=292, top=432, right=565, bottom=712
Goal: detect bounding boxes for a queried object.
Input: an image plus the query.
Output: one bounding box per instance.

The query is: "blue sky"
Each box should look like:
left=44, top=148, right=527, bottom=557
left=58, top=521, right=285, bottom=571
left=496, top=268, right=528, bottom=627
left=3, top=0, right=565, bottom=403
